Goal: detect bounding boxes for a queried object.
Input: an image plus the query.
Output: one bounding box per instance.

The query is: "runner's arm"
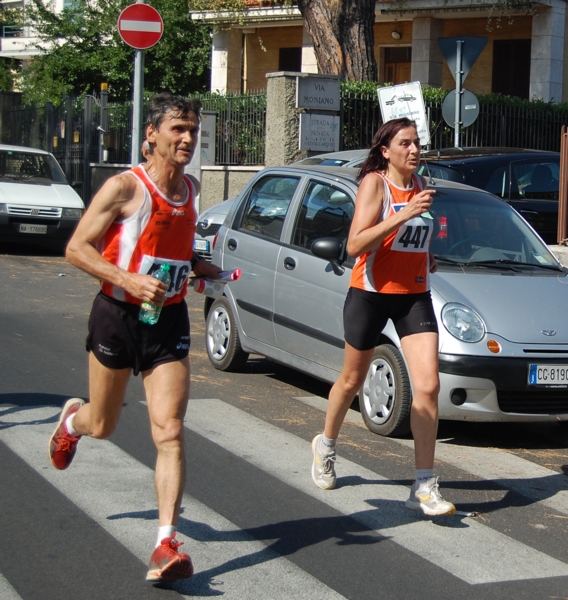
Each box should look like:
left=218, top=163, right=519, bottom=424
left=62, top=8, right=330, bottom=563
left=66, top=174, right=168, bottom=304
left=347, top=174, right=435, bottom=258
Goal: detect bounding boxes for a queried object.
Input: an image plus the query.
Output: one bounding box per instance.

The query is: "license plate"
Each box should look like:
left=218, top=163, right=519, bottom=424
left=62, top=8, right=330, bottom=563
left=19, top=224, right=47, bottom=234
left=193, top=239, right=210, bottom=252
left=528, top=364, right=568, bottom=385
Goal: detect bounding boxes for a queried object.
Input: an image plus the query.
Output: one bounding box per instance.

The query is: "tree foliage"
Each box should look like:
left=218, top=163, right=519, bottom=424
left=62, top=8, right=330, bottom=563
left=0, top=7, right=23, bottom=91
left=22, top=0, right=212, bottom=104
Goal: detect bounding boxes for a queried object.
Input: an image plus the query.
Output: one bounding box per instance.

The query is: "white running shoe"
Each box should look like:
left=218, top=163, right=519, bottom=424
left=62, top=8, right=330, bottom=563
left=311, top=434, right=336, bottom=490
left=405, top=476, right=456, bottom=516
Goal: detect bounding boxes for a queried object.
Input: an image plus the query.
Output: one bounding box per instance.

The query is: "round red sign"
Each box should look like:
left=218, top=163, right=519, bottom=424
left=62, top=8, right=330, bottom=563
left=118, top=4, right=163, bottom=50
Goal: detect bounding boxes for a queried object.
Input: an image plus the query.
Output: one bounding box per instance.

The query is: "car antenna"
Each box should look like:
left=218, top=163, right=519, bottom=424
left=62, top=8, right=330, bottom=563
left=420, top=150, right=436, bottom=186
left=420, top=120, right=444, bottom=185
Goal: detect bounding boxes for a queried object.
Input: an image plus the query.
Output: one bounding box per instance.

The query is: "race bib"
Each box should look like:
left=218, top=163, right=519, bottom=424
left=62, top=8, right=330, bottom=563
left=138, top=255, right=191, bottom=297
left=391, top=206, right=433, bottom=253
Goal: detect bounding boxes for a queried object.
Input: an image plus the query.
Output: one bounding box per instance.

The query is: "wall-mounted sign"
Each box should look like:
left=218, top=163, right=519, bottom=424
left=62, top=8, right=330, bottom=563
left=299, top=113, right=340, bottom=152
left=297, top=77, right=341, bottom=112
left=377, top=81, right=430, bottom=146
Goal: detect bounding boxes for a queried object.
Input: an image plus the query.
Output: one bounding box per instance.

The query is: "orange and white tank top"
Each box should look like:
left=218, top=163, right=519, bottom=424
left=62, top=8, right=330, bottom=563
left=99, top=164, right=197, bottom=306
left=350, top=172, right=433, bottom=294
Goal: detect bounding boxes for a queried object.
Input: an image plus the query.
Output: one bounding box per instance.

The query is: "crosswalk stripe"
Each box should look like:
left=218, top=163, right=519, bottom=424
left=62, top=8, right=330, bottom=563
left=185, top=398, right=568, bottom=585
left=0, top=406, right=347, bottom=600
left=295, top=395, right=568, bottom=516
left=0, top=574, right=23, bottom=600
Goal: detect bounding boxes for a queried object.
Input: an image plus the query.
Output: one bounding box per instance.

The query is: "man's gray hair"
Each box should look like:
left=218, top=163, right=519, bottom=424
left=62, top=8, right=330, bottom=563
left=145, top=92, right=202, bottom=131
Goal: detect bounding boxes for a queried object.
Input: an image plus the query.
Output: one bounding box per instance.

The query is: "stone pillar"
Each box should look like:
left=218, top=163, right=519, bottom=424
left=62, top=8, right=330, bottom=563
left=210, top=29, right=243, bottom=94
left=301, top=26, right=318, bottom=74
left=411, top=17, right=444, bottom=87
left=265, top=72, right=340, bottom=166
left=530, top=0, right=565, bottom=102
left=265, top=72, right=301, bottom=166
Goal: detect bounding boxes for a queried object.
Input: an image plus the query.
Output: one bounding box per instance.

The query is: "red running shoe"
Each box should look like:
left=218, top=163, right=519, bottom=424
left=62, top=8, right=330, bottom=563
left=48, top=398, right=85, bottom=470
left=146, top=535, right=194, bottom=583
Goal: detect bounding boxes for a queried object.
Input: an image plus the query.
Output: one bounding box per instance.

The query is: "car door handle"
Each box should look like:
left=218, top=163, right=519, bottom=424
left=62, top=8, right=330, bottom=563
left=227, top=238, right=237, bottom=251
left=520, top=210, right=539, bottom=218
left=283, top=257, right=296, bottom=270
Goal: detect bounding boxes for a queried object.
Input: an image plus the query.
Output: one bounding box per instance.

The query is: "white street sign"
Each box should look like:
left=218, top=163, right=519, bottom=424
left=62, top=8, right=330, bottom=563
left=377, top=82, right=430, bottom=146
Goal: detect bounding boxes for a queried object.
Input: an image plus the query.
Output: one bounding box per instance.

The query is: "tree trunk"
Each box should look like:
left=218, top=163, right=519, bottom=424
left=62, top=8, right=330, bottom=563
left=297, top=0, right=378, bottom=81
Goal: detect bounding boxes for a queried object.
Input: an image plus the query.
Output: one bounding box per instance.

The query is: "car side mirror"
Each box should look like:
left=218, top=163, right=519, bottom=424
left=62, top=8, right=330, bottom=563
left=311, top=237, right=345, bottom=275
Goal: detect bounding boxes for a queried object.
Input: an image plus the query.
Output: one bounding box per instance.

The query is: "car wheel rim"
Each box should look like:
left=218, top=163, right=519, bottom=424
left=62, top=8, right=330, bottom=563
left=361, top=359, right=396, bottom=425
left=207, top=306, right=230, bottom=360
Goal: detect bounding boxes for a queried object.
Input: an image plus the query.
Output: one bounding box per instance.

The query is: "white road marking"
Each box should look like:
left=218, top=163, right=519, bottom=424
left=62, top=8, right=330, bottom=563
left=0, top=406, right=346, bottom=600
left=0, top=574, right=23, bottom=600
left=186, top=398, right=568, bottom=585
left=295, top=395, right=568, bottom=515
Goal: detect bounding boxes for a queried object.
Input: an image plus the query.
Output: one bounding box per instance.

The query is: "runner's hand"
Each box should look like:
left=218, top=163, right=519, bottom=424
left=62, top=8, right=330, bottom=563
left=124, top=272, right=168, bottom=304
left=402, top=188, right=435, bottom=219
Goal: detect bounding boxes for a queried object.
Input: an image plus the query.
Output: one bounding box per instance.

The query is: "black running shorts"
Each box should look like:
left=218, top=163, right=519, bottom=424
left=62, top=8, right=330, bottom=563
left=343, top=288, right=438, bottom=351
left=86, top=292, right=190, bottom=376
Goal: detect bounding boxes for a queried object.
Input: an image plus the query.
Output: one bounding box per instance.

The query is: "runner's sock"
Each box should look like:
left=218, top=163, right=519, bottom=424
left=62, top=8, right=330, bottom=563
left=319, top=433, right=337, bottom=455
left=415, top=469, right=434, bottom=489
left=65, top=414, right=80, bottom=437
left=156, top=525, right=176, bottom=547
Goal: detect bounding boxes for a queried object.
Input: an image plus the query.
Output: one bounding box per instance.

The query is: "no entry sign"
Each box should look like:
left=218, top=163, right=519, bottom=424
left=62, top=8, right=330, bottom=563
left=118, top=4, right=163, bottom=50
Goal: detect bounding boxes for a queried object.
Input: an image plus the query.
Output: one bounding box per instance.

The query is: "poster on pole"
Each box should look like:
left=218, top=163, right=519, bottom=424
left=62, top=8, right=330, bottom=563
left=377, top=82, right=430, bottom=146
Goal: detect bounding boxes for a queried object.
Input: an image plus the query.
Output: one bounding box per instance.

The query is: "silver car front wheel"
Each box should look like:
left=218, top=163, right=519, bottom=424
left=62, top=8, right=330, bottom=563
left=206, top=297, right=249, bottom=372
left=359, top=344, right=412, bottom=437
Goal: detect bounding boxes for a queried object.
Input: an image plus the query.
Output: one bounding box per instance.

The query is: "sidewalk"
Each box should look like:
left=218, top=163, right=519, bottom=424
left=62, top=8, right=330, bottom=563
left=549, top=245, right=568, bottom=267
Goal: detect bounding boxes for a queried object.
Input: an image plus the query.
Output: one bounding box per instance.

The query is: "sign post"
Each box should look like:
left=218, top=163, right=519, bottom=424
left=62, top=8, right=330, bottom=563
left=117, top=2, right=164, bottom=166
left=438, top=36, right=487, bottom=147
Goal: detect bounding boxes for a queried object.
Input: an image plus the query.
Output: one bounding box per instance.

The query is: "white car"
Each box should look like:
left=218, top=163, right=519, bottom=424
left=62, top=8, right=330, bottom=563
left=0, top=144, right=85, bottom=248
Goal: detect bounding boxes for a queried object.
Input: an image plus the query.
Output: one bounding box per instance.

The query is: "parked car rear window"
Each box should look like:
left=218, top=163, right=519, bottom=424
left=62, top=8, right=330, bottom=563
left=239, top=175, right=299, bottom=240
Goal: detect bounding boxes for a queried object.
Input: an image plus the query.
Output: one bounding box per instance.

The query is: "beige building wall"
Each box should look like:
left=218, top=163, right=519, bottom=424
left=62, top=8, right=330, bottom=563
left=244, top=26, right=304, bottom=91
left=238, top=15, right=542, bottom=100
left=441, top=17, right=532, bottom=94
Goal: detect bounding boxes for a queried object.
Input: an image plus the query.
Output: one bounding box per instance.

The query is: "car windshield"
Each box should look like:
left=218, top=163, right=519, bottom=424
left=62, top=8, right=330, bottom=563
left=416, top=163, right=464, bottom=183
left=0, top=150, right=68, bottom=183
left=429, top=186, right=559, bottom=268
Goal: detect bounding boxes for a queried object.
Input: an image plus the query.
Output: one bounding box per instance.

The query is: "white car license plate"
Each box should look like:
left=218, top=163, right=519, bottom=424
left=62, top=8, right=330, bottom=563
left=528, top=364, right=568, bottom=385
left=19, top=224, right=47, bottom=234
left=194, top=239, right=210, bottom=252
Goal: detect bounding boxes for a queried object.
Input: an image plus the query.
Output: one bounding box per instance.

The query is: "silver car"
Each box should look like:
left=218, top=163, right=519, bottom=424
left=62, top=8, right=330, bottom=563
left=193, top=199, right=236, bottom=261
left=205, top=165, right=568, bottom=436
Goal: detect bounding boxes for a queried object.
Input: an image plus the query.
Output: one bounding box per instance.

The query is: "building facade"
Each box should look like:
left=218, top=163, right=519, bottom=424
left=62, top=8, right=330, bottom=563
left=193, top=0, right=568, bottom=103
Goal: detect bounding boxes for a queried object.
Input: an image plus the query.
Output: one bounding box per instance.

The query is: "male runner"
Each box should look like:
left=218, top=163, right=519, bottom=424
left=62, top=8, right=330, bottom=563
left=48, top=92, right=220, bottom=582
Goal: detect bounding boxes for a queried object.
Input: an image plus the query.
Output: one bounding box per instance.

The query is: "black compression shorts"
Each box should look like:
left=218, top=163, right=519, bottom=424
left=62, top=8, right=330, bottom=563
left=343, top=288, right=438, bottom=351
left=86, top=292, right=190, bottom=376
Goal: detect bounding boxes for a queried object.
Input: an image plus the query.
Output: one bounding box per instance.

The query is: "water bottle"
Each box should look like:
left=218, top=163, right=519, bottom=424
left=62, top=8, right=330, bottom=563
left=191, top=268, right=241, bottom=299
left=139, top=263, right=171, bottom=325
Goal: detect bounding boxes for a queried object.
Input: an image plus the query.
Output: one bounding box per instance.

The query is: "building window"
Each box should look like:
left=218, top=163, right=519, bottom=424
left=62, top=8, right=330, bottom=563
left=492, top=39, right=531, bottom=99
left=279, top=47, right=302, bottom=72
left=384, top=47, right=412, bottom=85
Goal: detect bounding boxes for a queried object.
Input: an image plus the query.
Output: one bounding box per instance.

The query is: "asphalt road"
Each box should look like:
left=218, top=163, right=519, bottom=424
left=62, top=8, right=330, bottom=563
left=1, top=245, right=567, bottom=600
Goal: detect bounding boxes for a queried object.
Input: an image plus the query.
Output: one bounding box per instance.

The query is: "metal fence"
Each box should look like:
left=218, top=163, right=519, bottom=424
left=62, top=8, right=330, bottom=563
left=84, top=91, right=268, bottom=166
left=341, top=89, right=568, bottom=152
left=3, top=88, right=568, bottom=202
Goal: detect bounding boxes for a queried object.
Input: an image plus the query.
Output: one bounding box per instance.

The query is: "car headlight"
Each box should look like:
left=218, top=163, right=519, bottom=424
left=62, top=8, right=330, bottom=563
left=0, top=203, right=7, bottom=214
left=62, top=208, right=84, bottom=219
left=441, top=302, right=486, bottom=343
